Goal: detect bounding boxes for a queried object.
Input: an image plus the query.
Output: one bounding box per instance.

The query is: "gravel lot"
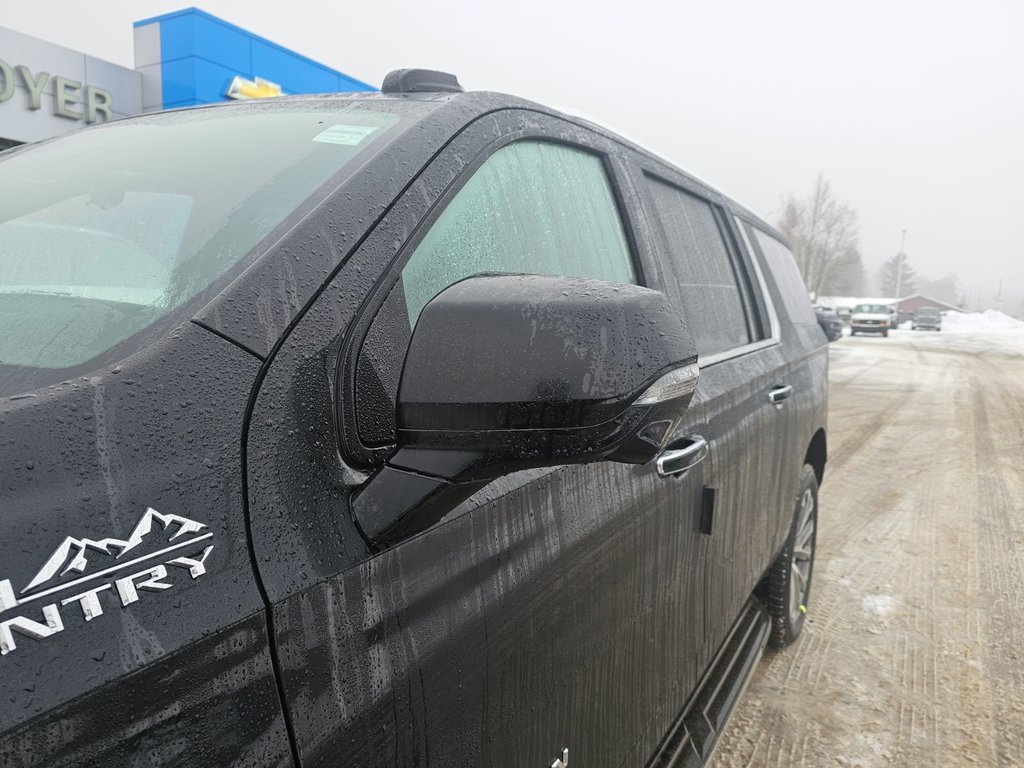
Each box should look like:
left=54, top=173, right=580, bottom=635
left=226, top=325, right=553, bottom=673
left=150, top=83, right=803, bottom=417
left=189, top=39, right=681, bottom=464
left=714, top=329, right=1024, bottom=767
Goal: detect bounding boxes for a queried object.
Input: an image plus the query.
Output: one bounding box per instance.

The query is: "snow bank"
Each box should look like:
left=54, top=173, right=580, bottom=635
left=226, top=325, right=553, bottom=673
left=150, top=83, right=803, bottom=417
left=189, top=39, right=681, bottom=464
left=942, top=309, right=1024, bottom=334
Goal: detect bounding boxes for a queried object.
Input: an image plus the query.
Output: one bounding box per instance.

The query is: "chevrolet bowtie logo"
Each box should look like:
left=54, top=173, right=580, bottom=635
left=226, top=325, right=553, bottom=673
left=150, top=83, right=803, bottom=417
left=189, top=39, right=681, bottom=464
left=226, top=76, right=282, bottom=100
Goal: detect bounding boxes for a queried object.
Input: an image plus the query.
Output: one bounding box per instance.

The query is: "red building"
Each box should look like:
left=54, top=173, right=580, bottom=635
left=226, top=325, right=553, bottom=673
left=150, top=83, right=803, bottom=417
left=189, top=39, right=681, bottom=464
left=894, top=294, right=961, bottom=323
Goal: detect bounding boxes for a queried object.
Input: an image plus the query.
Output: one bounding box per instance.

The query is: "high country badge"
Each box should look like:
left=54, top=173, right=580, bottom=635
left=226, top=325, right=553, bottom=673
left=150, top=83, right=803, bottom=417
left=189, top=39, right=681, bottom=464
left=0, top=507, right=213, bottom=655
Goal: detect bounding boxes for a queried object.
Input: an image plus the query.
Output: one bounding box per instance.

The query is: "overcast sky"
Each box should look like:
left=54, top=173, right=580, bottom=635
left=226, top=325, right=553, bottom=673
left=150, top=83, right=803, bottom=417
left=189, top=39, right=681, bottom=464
left=5, top=0, right=1022, bottom=310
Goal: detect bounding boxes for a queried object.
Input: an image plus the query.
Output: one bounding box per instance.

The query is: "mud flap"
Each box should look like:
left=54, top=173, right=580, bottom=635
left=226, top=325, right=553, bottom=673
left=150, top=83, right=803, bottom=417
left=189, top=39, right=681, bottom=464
left=646, top=597, right=770, bottom=767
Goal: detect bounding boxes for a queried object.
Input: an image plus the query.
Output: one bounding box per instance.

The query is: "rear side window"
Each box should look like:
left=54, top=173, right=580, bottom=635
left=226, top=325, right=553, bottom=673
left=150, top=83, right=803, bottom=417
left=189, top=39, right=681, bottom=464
left=401, top=140, right=636, bottom=324
left=749, top=227, right=817, bottom=325
left=643, top=176, right=752, bottom=357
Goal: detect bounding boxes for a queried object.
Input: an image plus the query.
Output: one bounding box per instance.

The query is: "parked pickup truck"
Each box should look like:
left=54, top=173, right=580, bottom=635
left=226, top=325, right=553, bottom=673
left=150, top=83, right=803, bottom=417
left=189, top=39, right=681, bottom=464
left=0, top=69, right=828, bottom=768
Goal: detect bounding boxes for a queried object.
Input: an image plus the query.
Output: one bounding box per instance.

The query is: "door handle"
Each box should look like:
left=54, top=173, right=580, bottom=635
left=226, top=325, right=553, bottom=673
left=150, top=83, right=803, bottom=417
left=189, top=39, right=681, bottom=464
left=656, top=435, right=709, bottom=477
left=768, top=385, right=794, bottom=407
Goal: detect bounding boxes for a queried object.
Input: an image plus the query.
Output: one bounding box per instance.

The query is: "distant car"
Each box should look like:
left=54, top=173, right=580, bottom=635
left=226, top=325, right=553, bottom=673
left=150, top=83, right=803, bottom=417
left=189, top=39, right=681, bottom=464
left=850, top=303, right=893, bottom=337
left=815, top=307, right=843, bottom=341
left=912, top=306, right=942, bottom=331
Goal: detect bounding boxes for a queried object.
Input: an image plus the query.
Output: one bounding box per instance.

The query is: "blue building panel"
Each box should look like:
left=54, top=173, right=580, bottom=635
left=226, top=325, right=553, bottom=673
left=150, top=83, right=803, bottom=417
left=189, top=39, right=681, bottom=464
left=158, top=12, right=251, bottom=73
left=161, top=57, right=246, bottom=108
left=338, top=73, right=373, bottom=92
left=133, top=7, right=375, bottom=110
left=250, top=39, right=341, bottom=94
left=158, top=57, right=201, bottom=107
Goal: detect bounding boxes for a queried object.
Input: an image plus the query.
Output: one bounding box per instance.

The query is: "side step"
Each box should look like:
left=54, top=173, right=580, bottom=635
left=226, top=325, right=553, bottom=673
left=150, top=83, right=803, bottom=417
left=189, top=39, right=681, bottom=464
left=647, top=597, right=770, bottom=768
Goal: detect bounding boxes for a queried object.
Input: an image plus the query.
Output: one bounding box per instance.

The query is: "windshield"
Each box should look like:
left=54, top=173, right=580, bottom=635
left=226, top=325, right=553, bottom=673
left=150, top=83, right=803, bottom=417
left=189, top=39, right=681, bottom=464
left=916, top=308, right=940, bottom=316
left=0, top=101, right=402, bottom=385
left=854, top=304, right=889, bottom=313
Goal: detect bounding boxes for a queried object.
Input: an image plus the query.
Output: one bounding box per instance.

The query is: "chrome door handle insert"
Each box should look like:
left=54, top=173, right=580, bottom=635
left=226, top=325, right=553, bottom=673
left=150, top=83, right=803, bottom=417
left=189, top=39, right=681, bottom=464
left=768, top=385, right=794, bottom=407
left=656, top=435, right=709, bottom=477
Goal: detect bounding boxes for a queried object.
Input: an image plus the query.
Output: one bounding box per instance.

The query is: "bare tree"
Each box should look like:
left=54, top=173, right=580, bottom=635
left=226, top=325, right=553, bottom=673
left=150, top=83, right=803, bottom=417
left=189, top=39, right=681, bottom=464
left=777, top=173, right=861, bottom=297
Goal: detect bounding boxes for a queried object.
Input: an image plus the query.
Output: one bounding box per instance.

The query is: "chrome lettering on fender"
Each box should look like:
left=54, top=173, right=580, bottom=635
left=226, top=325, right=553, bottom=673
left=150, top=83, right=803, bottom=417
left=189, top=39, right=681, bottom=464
left=0, top=508, right=213, bottom=656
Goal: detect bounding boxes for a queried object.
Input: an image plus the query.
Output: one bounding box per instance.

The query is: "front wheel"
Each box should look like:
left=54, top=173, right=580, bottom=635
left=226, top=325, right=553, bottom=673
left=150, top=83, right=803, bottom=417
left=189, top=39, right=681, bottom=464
left=764, top=465, right=818, bottom=648
left=882, top=329, right=889, bottom=337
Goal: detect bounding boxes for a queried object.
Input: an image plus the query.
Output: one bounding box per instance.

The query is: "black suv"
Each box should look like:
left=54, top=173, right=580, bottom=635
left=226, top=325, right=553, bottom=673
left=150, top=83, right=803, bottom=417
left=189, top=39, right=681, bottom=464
left=0, top=71, right=828, bottom=768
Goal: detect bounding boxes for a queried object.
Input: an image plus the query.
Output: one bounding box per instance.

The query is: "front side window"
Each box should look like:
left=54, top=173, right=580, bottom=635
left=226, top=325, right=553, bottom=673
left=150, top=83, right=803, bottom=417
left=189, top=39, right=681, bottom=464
left=0, top=102, right=403, bottom=383
left=400, top=140, right=636, bottom=324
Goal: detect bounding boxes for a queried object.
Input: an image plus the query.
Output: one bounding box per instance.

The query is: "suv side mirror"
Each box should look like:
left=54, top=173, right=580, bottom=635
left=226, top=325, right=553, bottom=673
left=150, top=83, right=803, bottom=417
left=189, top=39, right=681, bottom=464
left=352, top=274, right=699, bottom=547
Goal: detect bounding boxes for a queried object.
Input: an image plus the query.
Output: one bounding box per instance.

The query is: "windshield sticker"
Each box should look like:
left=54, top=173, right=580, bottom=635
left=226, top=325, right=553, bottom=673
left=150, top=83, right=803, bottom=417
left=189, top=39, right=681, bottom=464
left=313, top=124, right=380, bottom=146
left=0, top=507, right=214, bottom=656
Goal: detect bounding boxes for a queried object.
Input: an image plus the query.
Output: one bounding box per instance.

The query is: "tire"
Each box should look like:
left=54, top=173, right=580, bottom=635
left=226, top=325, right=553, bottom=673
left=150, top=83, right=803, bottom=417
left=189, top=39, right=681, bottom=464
left=850, top=330, right=856, bottom=336
left=882, top=329, right=889, bottom=337
left=764, top=464, right=818, bottom=648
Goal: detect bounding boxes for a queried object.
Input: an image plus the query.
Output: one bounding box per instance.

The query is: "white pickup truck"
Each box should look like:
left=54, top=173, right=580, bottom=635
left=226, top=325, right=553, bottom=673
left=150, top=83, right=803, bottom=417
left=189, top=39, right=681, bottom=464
left=850, top=303, right=894, bottom=337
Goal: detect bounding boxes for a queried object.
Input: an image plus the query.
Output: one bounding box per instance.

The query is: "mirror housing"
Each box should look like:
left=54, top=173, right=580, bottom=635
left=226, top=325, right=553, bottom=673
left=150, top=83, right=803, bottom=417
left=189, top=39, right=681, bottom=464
left=353, top=274, right=698, bottom=547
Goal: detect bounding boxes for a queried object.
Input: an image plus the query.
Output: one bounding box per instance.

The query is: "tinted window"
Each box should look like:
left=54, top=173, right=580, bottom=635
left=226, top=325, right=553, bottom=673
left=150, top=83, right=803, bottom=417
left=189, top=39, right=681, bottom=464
left=0, top=104, right=402, bottom=376
left=644, top=177, right=751, bottom=357
left=750, top=227, right=817, bottom=325
left=401, top=140, right=636, bottom=324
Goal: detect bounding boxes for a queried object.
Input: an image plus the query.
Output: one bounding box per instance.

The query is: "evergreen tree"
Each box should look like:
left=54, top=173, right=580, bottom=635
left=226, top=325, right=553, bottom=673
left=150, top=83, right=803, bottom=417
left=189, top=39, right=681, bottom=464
left=877, top=254, right=916, bottom=297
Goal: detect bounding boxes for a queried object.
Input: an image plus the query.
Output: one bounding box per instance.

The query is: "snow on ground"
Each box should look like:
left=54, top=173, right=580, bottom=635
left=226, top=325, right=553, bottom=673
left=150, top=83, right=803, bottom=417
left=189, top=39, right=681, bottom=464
left=942, top=309, right=1024, bottom=334
left=837, top=310, right=1024, bottom=358
left=862, top=594, right=896, bottom=617
left=892, top=310, right=1024, bottom=359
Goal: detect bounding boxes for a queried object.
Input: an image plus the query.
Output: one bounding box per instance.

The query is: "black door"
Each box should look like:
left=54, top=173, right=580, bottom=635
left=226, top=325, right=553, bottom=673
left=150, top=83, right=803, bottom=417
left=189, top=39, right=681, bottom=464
left=245, top=111, right=714, bottom=766
left=634, top=168, right=784, bottom=661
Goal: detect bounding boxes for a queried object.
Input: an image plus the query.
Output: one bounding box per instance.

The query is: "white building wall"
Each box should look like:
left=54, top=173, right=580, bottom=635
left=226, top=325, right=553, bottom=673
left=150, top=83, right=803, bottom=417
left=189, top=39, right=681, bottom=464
left=0, top=25, right=141, bottom=143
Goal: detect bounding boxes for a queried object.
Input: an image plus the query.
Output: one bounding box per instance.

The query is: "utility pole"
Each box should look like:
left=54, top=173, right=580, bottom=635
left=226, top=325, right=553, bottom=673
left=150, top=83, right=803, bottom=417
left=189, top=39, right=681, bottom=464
left=893, top=229, right=907, bottom=329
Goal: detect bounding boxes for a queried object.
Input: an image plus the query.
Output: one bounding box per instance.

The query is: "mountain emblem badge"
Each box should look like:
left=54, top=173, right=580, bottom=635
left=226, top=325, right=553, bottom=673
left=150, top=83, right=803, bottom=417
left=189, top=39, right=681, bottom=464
left=0, top=507, right=214, bottom=656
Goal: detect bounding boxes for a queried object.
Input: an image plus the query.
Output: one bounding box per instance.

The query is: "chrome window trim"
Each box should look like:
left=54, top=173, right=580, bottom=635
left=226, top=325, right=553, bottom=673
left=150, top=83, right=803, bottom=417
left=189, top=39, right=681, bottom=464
left=699, top=336, right=779, bottom=367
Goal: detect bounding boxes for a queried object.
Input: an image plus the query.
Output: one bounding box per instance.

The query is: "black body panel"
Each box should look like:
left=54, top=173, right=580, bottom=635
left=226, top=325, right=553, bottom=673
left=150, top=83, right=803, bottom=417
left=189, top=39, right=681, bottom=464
left=1, top=613, right=289, bottom=767
left=0, top=323, right=289, bottom=766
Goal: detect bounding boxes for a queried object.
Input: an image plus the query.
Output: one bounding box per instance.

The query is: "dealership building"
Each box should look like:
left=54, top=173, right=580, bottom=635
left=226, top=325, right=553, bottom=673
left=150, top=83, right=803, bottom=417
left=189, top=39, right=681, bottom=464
left=0, top=7, right=374, bottom=150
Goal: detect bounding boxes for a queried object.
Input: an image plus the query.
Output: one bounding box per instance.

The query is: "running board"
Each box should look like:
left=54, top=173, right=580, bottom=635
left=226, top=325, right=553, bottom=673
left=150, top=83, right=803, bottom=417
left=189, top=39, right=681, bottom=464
left=647, top=597, right=770, bottom=768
